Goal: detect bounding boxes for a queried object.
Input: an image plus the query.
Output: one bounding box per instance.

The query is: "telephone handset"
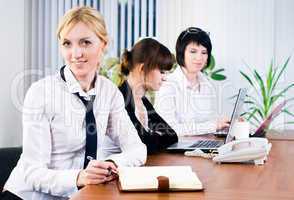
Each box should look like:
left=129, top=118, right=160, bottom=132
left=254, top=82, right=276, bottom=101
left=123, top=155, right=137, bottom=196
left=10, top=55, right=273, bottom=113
left=212, top=138, right=272, bottom=165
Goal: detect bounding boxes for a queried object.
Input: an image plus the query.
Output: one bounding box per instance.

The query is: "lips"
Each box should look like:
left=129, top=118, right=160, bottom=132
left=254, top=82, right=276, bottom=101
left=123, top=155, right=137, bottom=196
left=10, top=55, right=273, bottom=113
left=71, top=60, right=87, bottom=66
left=192, top=63, right=204, bottom=68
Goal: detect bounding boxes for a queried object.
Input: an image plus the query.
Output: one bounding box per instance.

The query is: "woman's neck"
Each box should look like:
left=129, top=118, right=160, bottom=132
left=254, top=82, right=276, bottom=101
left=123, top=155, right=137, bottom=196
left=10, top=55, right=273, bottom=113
left=127, top=72, right=146, bottom=99
left=75, top=73, right=96, bottom=92
left=181, top=67, right=199, bottom=86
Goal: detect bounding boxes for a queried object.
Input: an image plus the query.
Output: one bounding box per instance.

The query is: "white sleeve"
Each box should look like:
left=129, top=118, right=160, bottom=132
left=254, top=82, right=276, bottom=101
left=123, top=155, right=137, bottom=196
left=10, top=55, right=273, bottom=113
left=155, top=82, right=217, bottom=136
left=21, top=82, right=80, bottom=198
left=105, top=89, right=147, bottom=166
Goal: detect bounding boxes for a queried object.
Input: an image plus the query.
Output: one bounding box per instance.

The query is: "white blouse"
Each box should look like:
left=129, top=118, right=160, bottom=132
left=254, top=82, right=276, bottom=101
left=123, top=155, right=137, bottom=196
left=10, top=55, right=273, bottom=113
left=155, top=66, right=218, bottom=136
left=4, top=66, right=146, bottom=200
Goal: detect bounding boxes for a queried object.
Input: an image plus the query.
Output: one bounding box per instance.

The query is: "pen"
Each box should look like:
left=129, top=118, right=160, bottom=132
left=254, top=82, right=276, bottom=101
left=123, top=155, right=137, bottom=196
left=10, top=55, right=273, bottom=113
left=87, top=156, right=118, bottom=177
left=107, top=167, right=118, bottom=177
left=87, top=156, right=94, bottom=161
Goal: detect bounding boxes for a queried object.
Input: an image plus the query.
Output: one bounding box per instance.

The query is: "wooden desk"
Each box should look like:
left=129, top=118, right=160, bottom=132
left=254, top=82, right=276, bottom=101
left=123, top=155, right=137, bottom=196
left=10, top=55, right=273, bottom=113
left=71, top=140, right=294, bottom=200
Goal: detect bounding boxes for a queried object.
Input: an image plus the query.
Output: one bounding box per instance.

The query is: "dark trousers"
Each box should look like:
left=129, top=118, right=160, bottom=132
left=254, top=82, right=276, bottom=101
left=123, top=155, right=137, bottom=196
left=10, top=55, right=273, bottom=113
left=0, top=191, right=23, bottom=200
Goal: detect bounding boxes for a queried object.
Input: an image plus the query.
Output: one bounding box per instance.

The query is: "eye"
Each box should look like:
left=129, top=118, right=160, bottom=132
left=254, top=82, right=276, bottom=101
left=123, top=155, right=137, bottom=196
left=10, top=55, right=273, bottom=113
left=62, top=41, right=71, bottom=47
left=190, top=49, right=196, bottom=53
left=201, top=51, right=208, bottom=55
left=160, top=70, right=167, bottom=75
left=81, top=40, right=92, bottom=46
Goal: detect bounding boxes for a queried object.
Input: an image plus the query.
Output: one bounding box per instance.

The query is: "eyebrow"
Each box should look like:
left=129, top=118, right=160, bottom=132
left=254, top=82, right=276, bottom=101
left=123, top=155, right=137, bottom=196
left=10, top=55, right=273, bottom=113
left=79, top=37, right=92, bottom=40
left=188, top=47, right=207, bottom=51
left=61, top=37, right=92, bottom=41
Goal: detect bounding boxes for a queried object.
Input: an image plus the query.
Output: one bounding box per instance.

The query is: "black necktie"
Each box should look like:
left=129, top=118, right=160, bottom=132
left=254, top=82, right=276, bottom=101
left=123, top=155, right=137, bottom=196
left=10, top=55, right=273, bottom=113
left=75, top=93, right=97, bottom=169
left=59, top=66, right=97, bottom=169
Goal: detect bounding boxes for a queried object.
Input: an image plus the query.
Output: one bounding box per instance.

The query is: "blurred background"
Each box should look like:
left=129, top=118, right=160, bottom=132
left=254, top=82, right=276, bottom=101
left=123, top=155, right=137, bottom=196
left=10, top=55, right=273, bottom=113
left=0, top=0, right=293, bottom=147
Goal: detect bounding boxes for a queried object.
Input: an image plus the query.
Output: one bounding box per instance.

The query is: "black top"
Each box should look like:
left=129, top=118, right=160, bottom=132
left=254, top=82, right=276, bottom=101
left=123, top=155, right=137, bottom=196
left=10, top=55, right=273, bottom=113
left=118, top=81, right=178, bottom=154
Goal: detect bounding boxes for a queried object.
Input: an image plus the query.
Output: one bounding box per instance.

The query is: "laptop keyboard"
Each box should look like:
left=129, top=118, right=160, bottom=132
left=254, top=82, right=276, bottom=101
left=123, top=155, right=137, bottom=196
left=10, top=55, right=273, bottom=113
left=190, top=140, right=223, bottom=148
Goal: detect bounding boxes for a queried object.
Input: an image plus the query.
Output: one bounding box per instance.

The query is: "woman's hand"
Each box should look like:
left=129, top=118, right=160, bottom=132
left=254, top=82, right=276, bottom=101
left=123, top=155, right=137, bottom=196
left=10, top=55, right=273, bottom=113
left=216, top=117, right=230, bottom=130
left=76, top=160, right=118, bottom=187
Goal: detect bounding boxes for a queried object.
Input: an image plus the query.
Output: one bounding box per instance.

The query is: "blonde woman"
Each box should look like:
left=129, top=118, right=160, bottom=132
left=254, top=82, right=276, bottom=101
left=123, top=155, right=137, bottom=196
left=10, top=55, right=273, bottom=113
left=3, top=7, right=146, bottom=200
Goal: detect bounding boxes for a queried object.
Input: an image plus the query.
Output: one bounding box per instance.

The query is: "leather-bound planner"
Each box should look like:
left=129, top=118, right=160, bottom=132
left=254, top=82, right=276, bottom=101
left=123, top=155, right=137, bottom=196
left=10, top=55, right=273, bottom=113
left=118, top=166, right=203, bottom=192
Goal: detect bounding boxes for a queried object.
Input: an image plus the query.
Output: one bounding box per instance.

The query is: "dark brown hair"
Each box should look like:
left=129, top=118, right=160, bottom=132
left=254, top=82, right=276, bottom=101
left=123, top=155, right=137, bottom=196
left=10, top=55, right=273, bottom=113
left=176, top=27, right=212, bottom=70
left=120, top=38, right=174, bottom=76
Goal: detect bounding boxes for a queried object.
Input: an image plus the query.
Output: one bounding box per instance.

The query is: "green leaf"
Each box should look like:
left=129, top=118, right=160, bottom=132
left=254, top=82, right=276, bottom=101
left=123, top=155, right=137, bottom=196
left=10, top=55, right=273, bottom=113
left=203, top=55, right=226, bottom=81
left=104, top=57, right=120, bottom=69
left=206, top=54, right=216, bottom=71
left=256, top=108, right=265, bottom=119
left=246, top=95, right=263, bottom=112
left=285, top=121, right=294, bottom=124
left=247, top=108, right=258, bottom=120
left=271, top=56, right=291, bottom=93
left=228, top=94, right=238, bottom=100
left=269, top=84, right=294, bottom=107
left=282, top=109, right=294, bottom=118
left=210, top=73, right=226, bottom=80
left=253, top=69, right=268, bottom=114
left=212, top=68, right=225, bottom=74
left=272, top=83, right=294, bottom=104
left=240, top=70, right=254, bottom=88
left=244, top=100, right=256, bottom=105
left=266, top=60, right=274, bottom=97
left=249, top=121, right=259, bottom=128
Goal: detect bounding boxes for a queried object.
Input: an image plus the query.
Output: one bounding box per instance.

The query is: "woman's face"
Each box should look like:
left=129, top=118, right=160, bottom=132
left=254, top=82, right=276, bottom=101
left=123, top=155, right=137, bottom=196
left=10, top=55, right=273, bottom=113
left=144, top=68, right=166, bottom=91
left=59, top=22, right=105, bottom=80
left=184, top=42, right=208, bottom=74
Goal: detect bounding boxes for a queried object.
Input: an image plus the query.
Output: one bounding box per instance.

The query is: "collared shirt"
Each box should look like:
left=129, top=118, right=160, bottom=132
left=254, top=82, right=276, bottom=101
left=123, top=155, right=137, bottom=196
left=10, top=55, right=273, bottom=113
left=155, top=66, right=218, bottom=136
left=4, top=66, right=146, bottom=200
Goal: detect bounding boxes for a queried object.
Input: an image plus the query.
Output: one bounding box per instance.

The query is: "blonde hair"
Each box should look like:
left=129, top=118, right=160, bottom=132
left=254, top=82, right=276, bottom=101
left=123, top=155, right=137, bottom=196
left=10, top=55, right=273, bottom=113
left=57, top=6, right=108, bottom=45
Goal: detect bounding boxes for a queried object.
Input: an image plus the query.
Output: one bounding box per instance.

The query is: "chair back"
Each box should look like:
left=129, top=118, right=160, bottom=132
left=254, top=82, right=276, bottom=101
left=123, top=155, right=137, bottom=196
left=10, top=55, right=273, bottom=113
left=0, top=147, right=22, bottom=192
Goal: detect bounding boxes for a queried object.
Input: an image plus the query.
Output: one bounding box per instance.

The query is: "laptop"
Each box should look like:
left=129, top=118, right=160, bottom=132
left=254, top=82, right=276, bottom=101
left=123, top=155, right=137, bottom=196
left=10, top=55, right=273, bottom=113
left=166, top=88, right=247, bottom=153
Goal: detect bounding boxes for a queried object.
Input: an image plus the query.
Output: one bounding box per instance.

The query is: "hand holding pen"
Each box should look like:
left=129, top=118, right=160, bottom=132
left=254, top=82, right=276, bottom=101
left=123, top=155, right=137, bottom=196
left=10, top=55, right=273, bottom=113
left=76, top=156, right=118, bottom=187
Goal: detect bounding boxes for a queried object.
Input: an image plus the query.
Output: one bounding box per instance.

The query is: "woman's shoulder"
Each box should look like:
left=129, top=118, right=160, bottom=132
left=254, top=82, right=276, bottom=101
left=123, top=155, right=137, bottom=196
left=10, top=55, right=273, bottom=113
left=23, top=74, right=60, bottom=110
left=95, top=75, right=125, bottom=100
left=167, top=65, right=181, bottom=79
left=27, top=74, right=59, bottom=93
left=96, top=75, right=118, bottom=90
left=158, top=67, right=182, bottom=94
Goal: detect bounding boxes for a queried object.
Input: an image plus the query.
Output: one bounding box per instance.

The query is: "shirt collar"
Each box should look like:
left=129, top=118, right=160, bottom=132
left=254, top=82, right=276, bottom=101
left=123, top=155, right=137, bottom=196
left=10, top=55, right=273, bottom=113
left=173, top=66, right=207, bottom=92
left=63, top=65, right=97, bottom=98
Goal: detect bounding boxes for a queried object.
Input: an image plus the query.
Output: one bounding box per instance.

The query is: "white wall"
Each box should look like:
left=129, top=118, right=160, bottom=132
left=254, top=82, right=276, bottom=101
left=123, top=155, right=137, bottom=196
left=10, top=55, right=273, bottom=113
left=275, top=0, right=294, bottom=128
left=157, top=0, right=294, bottom=129
left=0, top=0, right=24, bottom=147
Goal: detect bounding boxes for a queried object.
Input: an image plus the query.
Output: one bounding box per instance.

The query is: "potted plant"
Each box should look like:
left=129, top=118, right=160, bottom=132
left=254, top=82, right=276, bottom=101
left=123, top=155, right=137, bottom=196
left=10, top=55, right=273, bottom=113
left=99, top=57, right=124, bottom=86
left=240, top=56, right=294, bottom=136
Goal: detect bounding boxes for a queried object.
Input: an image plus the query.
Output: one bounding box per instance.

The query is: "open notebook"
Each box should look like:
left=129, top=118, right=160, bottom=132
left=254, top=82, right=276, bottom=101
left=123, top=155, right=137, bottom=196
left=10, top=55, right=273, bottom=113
left=118, top=166, right=203, bottom=192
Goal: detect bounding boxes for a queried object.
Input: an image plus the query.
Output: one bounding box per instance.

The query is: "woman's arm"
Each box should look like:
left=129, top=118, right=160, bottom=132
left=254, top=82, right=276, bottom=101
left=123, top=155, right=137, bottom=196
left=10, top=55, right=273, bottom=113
left=20, top=81, right=80, bottom=198
left=142, top=97, right=178, bottom=149
left=104, top=89, right=147, bottom=166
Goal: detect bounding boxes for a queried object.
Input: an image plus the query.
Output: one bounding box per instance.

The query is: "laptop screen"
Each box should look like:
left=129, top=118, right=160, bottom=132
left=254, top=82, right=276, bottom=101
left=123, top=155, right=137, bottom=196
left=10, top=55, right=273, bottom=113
left=224, top=88, right=247, bottom=144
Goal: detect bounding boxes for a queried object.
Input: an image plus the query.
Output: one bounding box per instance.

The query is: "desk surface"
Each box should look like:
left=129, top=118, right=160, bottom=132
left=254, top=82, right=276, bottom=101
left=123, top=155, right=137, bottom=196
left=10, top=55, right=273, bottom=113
left=71, top=140, right=294, bottom=200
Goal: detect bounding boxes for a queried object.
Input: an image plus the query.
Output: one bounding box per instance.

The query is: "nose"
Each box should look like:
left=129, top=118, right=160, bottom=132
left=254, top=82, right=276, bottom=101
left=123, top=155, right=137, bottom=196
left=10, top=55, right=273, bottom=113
left=194, top=52, right=202, bottom=60
left=161, top=73, right=167, bottom=81
left=72, top=46, right=83, bottom=59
